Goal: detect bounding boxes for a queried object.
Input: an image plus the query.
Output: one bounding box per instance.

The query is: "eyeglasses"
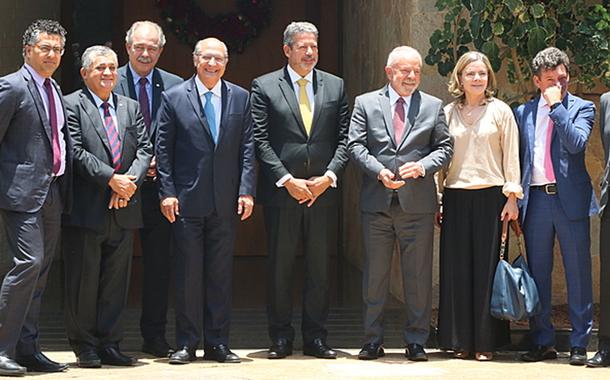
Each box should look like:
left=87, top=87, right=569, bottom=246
left=132, top=44, right=160, bottom=54
left=33, top=44, right=65, bottom=56
left=195, top=54, right=226, bottom=65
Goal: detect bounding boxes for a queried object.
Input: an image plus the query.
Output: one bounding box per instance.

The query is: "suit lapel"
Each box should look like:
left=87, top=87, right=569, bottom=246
left=310, top=70, right=324, bottom=136
left=398, top=90, right=420, bottom=148
left=22, top=68, right=53, bottom=146
left=114, top=94, right=128, bottom=141
left=81, top=90, right=112, bottom=155
left=186, top=76, right=214, bottom=141
left=151, top=68, right=164, bottom=120
left=217, top=80, right=230, bottom=145
left=278, top=68, right=308, bottom=137
left=527, top=98, right=538, bottom=169
left=378, top=86, right=397, bottom=147
left=123, top=67, right=137, bottom=100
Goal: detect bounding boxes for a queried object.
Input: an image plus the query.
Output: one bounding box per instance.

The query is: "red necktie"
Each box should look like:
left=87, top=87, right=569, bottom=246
left=138, top=77, right=151, bottom=130
left=101, top=102, right=122, bottom=171
left=393, top=97, right=406, bottom=143
left=43, top=79, right=61, bottom=174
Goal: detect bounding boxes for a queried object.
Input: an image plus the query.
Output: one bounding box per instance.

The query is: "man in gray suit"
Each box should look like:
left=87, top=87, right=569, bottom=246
left=115, top=20, right=182, bottom=358
left=587, top=91, right=610, bottom=367
left=348, top=46, right=453, bottom=361
left=62, top=45, right=152, bottom=368
left=0, top=19, right=71, bottom=375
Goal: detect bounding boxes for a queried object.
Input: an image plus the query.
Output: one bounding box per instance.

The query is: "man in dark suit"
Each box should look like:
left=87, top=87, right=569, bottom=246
left=62, top=45, right=152, bottom=368
left=587, top=91, right=610, bottom=368
left=156, top=37, right=255, bottom=365
left=251, top=21, right=349, bottom=360
left=114, top=20, right=183, bottom=358
left=515, top=47, right=597, bottom=366
left=348, top=46, right=452, bottom=362
left=0, top=19, right=72, bottom=376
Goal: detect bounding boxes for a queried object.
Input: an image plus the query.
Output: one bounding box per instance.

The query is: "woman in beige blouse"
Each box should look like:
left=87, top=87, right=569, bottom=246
left=436, top=51, right=523, bottom=361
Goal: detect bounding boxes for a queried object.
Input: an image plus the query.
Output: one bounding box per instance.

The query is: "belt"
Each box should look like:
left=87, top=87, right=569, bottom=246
left=531, top=183, right=557, bottom=195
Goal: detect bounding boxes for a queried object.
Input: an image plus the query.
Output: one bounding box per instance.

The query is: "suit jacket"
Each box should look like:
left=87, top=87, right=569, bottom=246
left=251, top=67, right=350, bottom=207
left=515, top=93, right=598, bottom=223
left=348, top=86, right=453, bottom=213
left=156, top=77, right=255, bottom=219
left=0, top=66, right=73, bottom=213
left=62, top=89, right=152, bottom=232
left=115, top=65, right=183, bottom=143
left=599, top=92, right=610, bottom=217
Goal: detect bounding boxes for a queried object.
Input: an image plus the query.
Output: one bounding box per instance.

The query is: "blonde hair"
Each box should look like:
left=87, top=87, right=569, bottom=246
left=447, top=51, right=497, bottom=101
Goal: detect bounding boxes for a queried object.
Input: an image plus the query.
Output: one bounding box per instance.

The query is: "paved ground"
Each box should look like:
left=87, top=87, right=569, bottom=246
left=22, top=348, right=609, bottom=379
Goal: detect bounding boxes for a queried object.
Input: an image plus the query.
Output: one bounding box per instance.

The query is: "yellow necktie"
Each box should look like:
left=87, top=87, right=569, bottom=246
left=297, top=78, right=312, bottom=135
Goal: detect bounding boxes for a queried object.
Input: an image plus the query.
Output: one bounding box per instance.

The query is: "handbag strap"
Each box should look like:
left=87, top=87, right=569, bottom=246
left=499, top=219, right=526, bottom=261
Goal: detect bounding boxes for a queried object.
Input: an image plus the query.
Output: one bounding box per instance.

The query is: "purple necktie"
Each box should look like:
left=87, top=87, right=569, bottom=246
left=43, top=79, right=61, bottom=174
left=101, top=102, right=122, bottom=171
left=393, top=97, right=406, bottom=143
left=138, top=77, right=151, bottom=130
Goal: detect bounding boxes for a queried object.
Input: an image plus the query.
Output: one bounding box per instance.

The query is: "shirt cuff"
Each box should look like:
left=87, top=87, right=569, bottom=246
left=276, top=173, right=293, bottom=187
left=419, top=162, right=426, bottom=177
left=325, top=170, right=337, bottom=188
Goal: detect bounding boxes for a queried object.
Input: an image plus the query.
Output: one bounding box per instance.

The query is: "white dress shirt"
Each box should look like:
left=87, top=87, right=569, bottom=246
left=195, top=76, right=222, bottom=136
left=531, top=97, right=555, bottom=185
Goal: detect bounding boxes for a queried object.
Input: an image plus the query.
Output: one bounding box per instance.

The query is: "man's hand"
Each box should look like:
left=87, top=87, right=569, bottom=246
left=108, top=191, right=129, bottom=209
left=304, top=175, right=333, bottom=207
left=542, top=84, right=563, bottom=107
left=237, top=195, right=255, bottom=221
left=398, top=162, right=425, bottom=179
left=378, top=168, right=405, bottom=190
left=147, top=156, right=157, bottom=178
left=108, top=174, right=137, bottom=199
left=160, top=197, right=180, bottom=223
left=284, top=177, right=315, bottom=203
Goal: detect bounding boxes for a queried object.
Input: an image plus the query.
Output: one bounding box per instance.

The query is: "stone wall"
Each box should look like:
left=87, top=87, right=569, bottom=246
left=342, top=0, right=605, bottom=305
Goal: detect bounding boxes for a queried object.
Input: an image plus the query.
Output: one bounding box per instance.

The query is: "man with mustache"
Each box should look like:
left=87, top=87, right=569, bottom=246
left=515, top=47, right=597, bottom=366
left=62, top=45, right=152, bottom=368
left=347, top=46, right=452, bottom=361
left=115, top=20, right=183, bottom=358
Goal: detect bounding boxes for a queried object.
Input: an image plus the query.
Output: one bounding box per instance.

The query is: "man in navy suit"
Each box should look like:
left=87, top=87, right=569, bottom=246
left=0, top=19, right=71, bottom=375
left=515, top=47, right=597, bottom=365
left=156, top=37, right=255, bottom=365
left=115, top=20, right=183, bottom=358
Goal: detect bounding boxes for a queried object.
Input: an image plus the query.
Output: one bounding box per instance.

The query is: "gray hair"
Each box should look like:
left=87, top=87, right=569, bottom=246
left=22, top=19, right=67, bottom=56
left=531, top=47, right=570, bottom=76
left=386, top=46, right=422, bottom=67
left=193, top=38, right=228, bottom=58
left=283, top=21, right=318, bottom=46
left=125, top=20, right=166, bottom=48
left=81, top=45, right=117, bottom=69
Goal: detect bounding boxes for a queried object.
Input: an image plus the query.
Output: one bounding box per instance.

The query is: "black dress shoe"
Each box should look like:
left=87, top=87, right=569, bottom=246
left=99, top=346, right=135, bottom=366
left=303, top=338, right=337, bottom=359
left=76, top=350, right=101, bottom=368
left=520, top=345, right=558, bottom=362
left=586, top=349, right=610, bottom=367
left=169, top=346, right=197, bottom=364
left=405, top=343, right=428, bottom=361
left=16, top=352, right=67, bottom=372
left=0, top=355, right=26, bottom=376
left=268, top=339, right=293, bottom=359
left=569, top=346, right=587, bottom=366
left=203, top=344, right=240, bottom=363
left=142, top=338, right=175, bottom=358
left=358, top=343, right=385, bottom=360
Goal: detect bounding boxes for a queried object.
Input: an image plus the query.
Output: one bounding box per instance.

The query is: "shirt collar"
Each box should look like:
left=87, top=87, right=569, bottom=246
left=195, top=76, right=222, bottom=98
left=388, top=84, right=411, bottom=107
left=128, top=63, right=154, bottom=87
left=24, top=63, right=47, bottom=87
left=537, top=96, right=549, bottom=109
left=88, top=89, right=116, bottom=110
left=286, top=64, right=314, bottom=85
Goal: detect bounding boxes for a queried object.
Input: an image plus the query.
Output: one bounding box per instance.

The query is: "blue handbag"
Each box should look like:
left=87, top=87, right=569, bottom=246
left=490, top=220, right=542, bottom=321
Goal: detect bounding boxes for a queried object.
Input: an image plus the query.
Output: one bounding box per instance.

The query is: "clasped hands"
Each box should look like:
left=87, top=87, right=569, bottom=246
left=378, top=162, right=424, bottom=190
left=107, top=174, right=137, bottom=209
left=285, top=175, right=333, bottom=207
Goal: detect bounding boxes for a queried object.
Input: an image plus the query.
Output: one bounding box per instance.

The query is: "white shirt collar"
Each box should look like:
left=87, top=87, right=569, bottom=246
left=88, top=89, right=116, bottom=110
left=128, top=62, right=154, bottom=87
left=195, top=76, right=222, bottom=98
left=286, top=64, right=314, bottom=85
left=388, top=84, right=411, bottom=107
left=537, top=96, right=549, bottom=109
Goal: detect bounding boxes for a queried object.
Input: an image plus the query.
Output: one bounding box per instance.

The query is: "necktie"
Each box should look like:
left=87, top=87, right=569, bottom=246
left=138, top=77, right=151, bottom=130
left=544, top=106, right=556, bottom=182
left=101, top=102, right=122, bottom=171
left=297, top=78, right=312, bottom=135
left=204, top=91, right=218, bottom=143
left=393, top=97, right=406, bottom=143
left=43, top=79, right=61, bottom=174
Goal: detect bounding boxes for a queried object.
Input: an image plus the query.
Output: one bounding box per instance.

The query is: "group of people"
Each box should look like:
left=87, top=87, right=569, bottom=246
left=0, top=16, right=609, bottom=377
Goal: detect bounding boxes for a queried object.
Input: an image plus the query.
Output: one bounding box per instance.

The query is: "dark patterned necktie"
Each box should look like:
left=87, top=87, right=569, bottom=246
left=393, top=97, right=405, bottom=143
left=138, top=77, right=151, bottom=130
left=43, top=78, right=61, bottom=174
left=101, top=102, right=121, bottom=171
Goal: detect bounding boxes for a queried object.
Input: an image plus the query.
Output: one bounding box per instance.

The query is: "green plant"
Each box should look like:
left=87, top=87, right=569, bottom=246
left=425, top=0, right=610, bottom=103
